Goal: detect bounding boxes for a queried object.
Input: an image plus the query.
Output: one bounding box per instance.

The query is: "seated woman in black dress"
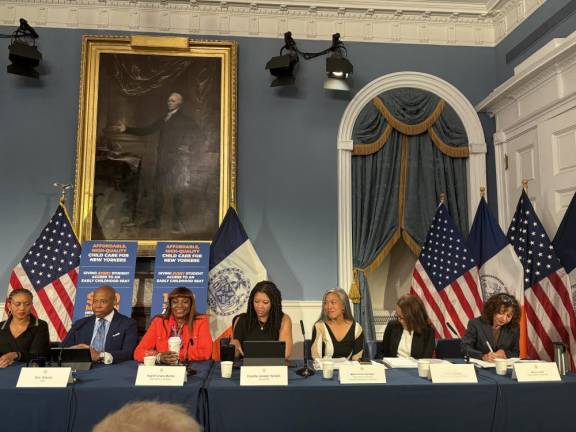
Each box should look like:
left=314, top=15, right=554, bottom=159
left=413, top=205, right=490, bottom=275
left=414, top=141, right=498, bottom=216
left=461, top=293, right=520, bottom=361
left=231, top=281, right=293, bottom=358
left=382, top=294, right=434, bottom=359
left=0, top=288, right=50, bottom=367
left=311, top=288, right=364, bottom=360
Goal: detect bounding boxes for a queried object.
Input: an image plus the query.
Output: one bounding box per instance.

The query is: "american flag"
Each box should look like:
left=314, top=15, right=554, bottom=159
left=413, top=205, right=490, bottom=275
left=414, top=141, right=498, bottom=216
left=411, top=203, right=483, bottom=338
left=6, top=204, right=81, bottom=341
left=507, top=191, right=576, bottom=369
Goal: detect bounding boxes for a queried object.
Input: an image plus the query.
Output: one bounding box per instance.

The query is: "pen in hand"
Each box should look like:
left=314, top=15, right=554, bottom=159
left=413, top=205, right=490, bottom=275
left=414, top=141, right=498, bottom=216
left=486, top=341, right=494, bottom=353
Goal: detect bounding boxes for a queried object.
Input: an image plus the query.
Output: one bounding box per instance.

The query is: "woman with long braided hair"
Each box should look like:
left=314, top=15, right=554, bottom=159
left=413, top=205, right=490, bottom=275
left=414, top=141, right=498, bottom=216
left=231, top=281, right=293, bottom=358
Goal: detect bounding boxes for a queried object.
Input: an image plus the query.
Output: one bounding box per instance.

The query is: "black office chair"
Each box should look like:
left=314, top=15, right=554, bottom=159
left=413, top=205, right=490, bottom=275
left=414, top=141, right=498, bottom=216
left=435, top=338, right=463, bottom=359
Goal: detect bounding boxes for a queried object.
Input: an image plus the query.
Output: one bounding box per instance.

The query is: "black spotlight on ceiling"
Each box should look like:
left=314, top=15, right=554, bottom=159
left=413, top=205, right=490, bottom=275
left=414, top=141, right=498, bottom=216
left=324, top=33, right=353, bottom=91
left=4, top=18, right=42, bottom=79
left=265, top=32, right=299, bottom=87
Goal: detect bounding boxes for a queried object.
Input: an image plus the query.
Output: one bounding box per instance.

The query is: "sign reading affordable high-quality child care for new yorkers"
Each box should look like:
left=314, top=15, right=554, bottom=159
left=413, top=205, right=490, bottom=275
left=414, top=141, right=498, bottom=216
left=74, top=241, right=137, bottom=320
left=151, top=242, right=210, bottom=316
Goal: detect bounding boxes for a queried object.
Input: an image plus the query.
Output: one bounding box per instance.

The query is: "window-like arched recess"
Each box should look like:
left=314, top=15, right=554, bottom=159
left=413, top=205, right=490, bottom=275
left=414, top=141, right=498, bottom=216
left=337, top=72, right=487, bottom=304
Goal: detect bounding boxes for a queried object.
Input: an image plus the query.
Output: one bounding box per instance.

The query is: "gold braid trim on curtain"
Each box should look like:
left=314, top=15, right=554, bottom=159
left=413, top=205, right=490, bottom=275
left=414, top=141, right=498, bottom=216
left=373, top=97, right=446, bottom=136
left=352, top=125, right=393, bottom=156
left=428, top=126, right=469, bottom=158
left=350, top=229, right=401, bottom=304
left=401, top=230, right=422, bottom=256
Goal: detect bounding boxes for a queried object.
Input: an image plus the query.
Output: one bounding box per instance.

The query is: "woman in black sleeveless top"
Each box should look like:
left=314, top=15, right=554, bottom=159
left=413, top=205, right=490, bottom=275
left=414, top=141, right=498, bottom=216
left=231, top=281, right=293, bottom=358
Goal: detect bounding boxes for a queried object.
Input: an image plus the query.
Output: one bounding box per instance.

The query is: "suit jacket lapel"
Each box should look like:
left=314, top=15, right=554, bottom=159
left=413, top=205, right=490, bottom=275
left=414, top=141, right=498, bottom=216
left=105, top=312, right=120, bottom=349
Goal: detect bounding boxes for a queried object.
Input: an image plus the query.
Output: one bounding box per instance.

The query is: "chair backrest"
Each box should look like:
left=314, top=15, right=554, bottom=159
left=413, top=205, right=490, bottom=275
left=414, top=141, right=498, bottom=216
left=363, top=340, right=383, bottom=360
left=435, top=338, right=463, bottom=359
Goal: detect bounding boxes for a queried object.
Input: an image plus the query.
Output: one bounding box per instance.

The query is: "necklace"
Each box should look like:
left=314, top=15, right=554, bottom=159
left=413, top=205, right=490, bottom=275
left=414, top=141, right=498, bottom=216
left=258, top=320, right=266, bottom=331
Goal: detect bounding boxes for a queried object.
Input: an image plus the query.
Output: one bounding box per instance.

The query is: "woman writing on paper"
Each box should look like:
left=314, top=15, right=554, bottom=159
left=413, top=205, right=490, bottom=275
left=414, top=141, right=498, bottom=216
left=0, top=288, right=49, bottom=367
left=461, top=293, right=520, bottom=361
left=134, top=287, right=213, bottom=364
left=381, top=294, right=435, bottom=359
left=310, top=288, right=364, bottom=361
left=231, top=281, right=293, bottom=359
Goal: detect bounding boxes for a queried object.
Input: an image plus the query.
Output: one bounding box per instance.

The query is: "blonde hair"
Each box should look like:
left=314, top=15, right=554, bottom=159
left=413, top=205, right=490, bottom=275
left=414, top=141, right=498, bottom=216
left=92, top=401, right=201, bottom=432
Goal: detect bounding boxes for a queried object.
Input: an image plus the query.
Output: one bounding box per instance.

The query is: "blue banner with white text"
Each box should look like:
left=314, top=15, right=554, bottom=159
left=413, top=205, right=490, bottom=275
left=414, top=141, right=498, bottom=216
left=74, top=241, right=137, bottom=321
left=151, top=242, right=210, bottom=317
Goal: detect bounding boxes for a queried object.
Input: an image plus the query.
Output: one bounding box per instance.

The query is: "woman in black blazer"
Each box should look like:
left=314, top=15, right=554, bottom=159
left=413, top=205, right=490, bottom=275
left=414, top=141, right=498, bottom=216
left=461, top=293, right=520, bottom=361
left=382, top=294, right=435, bottom=359
left=0, top=288, right=49, bottom=367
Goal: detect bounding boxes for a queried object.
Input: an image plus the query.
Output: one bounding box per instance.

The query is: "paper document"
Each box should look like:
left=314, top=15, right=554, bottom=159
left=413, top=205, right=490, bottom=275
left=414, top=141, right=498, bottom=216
left=313, top=358, right=358, bottom=370
left=382, top=357, right=418, bottom=368
left=469, top=358, right=495, bottom=368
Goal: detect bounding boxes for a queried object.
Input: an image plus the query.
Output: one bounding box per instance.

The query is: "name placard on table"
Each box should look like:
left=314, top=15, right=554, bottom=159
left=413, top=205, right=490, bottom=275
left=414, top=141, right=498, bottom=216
left=135, top=365, right=186, bottom=386
left=513, top=362, right=561, bottom=382
left=339, top=363, right=386, bottom=384
left=17, top=367, right=72, bottom=388
left=240, top=366, right=288, bottom=386
left=430, top=364, right=477, bottom=383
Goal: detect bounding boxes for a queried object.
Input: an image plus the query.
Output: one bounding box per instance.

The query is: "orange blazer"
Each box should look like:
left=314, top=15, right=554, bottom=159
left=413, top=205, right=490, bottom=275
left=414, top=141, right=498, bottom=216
left=134, top=315, right=213, bottom=362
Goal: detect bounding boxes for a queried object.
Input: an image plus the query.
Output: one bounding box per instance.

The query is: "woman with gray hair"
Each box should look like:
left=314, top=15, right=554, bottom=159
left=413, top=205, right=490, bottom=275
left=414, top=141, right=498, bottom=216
left=310, top=288, right=364, bottom=360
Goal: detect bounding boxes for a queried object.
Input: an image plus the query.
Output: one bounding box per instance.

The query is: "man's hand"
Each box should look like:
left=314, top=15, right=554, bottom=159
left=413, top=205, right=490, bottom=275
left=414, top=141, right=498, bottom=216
left=89, top=348, right=101, bottom=362
left=70, top=343, right=90, bottom=349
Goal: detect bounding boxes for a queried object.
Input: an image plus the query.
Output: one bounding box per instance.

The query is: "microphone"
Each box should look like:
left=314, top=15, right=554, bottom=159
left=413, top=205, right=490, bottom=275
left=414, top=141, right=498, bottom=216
left=446, top=322, right=459, bottom=338
left=295, top=320, right=315, bottom=378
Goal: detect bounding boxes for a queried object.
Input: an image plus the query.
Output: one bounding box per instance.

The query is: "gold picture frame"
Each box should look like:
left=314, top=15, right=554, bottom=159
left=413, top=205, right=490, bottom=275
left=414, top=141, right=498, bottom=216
left=73, top=35, right=237, bottom=255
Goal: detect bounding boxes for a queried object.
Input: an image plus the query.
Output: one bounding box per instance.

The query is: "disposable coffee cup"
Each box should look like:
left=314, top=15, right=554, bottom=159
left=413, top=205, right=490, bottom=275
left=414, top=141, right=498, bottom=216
left=495, top=358, right=508, bottom=375
left=168, top=336, right=181, bottom=354
left=143, top=356, right=156, bottom=366
left=221, top=361, right=233, bottom=378
left=417, top=359, right=431, bottom=378
left=322, top=360, right=334, bottom=379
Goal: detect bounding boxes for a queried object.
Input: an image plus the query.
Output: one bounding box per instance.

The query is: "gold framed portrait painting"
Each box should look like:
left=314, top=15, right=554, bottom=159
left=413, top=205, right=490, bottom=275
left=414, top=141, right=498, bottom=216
left=73, top=35, right=237, bottom=255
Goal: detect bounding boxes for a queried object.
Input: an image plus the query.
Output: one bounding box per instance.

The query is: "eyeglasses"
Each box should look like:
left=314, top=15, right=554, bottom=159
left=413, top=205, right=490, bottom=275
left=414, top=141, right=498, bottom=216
left=497, top=293, right=514, bottom=304
left=394, top=314, right=406, bottom=321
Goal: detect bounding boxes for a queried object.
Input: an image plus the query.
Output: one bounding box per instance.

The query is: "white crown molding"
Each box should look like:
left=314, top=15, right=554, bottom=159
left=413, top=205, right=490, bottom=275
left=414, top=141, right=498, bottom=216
left=1, top=0, right=544, bottom=46
left=337, top=72, right=487, bottom=292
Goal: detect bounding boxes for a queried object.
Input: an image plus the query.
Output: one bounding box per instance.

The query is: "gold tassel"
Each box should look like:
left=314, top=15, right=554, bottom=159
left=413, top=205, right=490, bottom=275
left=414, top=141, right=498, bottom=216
left=352, top=125, right=393, bottom=156
left=349, top=269, right=362, bottom=304
left=428, top=126, right=469, bottom=158
left=373, top=98, right=446, bottom=136
left=401, top=230, right=422, bottom=257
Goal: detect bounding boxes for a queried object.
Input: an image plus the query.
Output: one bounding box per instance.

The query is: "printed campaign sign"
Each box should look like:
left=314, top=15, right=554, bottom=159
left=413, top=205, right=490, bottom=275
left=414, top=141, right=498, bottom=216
left=74, top=241, right=137, bottom=320
left=151, top=242, right=210, bottom=316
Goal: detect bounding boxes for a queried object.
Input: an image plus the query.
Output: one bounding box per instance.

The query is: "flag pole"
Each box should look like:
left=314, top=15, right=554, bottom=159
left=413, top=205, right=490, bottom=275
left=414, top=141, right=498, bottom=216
left=53, top=182, right=72, bottom=206
left=439, top=192, right=445, bottom=204
left=519, top=179, right=528, bottom=359
left=480, top=186, right=486, bottom=198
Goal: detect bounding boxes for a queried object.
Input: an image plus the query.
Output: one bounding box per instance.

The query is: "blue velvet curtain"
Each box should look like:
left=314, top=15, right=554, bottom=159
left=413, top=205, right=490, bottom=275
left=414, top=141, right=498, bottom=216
left=350, top=88, right=469, bottom=341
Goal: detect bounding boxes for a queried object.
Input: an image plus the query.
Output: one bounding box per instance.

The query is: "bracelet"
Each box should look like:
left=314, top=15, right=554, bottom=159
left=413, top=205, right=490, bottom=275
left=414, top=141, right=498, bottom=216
left=16, top=352, right=21, bottom=361
left=156, top=353, right=162, bottom=364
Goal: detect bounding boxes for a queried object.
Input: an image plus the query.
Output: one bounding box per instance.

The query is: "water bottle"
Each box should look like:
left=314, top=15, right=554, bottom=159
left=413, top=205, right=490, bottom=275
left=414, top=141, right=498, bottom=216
left=553, top=342, right=567, bottom=376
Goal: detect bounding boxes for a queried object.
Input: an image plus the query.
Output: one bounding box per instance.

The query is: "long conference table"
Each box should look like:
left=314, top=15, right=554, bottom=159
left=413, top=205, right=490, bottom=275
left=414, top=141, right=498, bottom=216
left=1, top=360, right=575, bottom=432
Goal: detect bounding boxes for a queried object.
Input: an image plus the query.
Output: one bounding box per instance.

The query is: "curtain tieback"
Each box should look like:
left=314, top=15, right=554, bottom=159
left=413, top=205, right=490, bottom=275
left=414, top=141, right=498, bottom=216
left=349, top=269, right=362, bottom=304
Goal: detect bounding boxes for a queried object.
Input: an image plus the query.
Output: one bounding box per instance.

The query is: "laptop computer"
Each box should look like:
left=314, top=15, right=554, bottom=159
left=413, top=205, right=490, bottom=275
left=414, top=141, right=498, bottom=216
left=243, top=341, right=286, bottom=366
left=50, top=347, right=92, bottom=371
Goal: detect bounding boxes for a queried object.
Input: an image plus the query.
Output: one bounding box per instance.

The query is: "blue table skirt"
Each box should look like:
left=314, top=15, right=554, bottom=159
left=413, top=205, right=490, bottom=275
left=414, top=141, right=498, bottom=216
left=0, top=364, right=72, bottom=432
left=70, top=360, right=212, bottom=432
left=477, top=367, right=576, bottom=432
left=204, top=363, right=499, bottom=432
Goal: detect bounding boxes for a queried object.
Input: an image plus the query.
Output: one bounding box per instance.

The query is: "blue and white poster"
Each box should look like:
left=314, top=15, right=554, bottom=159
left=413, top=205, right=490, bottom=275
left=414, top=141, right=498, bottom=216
left=151, top=242, right=210, bottom=316
left=74, top=241, right=137, bottom=320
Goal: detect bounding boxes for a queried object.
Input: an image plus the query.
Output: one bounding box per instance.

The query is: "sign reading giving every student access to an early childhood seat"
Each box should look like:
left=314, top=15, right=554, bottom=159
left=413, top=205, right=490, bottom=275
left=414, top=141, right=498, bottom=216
left=151, top=242, right=210, bottom=316
left=74, top=241, right=137, bottom=320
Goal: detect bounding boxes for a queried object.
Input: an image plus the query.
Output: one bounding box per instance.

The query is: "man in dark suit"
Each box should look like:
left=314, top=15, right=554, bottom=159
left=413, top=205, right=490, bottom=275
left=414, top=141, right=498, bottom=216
left=62, top=285, right=138, bottom=364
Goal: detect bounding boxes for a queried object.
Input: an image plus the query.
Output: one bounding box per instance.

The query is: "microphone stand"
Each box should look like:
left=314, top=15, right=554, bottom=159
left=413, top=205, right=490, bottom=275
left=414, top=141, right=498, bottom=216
left=296, top=320, right=315, bottom=377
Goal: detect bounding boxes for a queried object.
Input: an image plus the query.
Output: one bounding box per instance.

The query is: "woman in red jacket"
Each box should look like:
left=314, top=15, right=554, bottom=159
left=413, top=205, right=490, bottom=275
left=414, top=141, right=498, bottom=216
left=134, top=287, right=213, bottom=364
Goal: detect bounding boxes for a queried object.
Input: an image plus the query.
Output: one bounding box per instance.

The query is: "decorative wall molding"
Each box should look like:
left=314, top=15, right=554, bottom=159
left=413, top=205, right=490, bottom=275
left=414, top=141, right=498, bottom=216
left=476, top=31, right=576, bottom=231
left=337, top=71, right=487, bottom=294
left=282, top=300, right=321, bottom=359
left=1, top=0, right=544, bottom=46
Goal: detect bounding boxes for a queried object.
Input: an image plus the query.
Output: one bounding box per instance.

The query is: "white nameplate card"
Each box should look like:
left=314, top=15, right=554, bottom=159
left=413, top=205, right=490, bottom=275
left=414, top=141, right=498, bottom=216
left=513, top=362, right=561, bottom=382
left=339, top=363, right=386, bottom=384
left=240, top=366, right=288, bottom=386
left=135, top=365, right=186, bottom=386
left=17, top=367, right=71, bottom=388
left=430, top=364, right=477, bottom=383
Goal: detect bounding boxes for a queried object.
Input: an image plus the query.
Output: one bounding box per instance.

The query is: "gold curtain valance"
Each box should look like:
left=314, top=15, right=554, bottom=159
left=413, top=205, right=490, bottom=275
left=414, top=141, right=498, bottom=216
left=351, top=97, right=469, bottom=157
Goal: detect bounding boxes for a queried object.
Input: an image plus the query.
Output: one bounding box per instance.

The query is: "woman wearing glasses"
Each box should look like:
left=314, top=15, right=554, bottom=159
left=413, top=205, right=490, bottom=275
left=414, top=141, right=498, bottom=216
left=461, top=293, right=520, bottom=361
left=134, top=286, right=213, bottom=364
left=310, top=288, right=364, bottom=360
left=381, top=294, right=435, bottom=359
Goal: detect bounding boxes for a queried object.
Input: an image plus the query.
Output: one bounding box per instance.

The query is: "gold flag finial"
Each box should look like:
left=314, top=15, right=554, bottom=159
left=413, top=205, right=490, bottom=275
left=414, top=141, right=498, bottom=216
left=439, top=193, right=446, bottom=204
left=480, top=187, right=486, bottom=197
left=522, top=179, right=529, bottom=191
